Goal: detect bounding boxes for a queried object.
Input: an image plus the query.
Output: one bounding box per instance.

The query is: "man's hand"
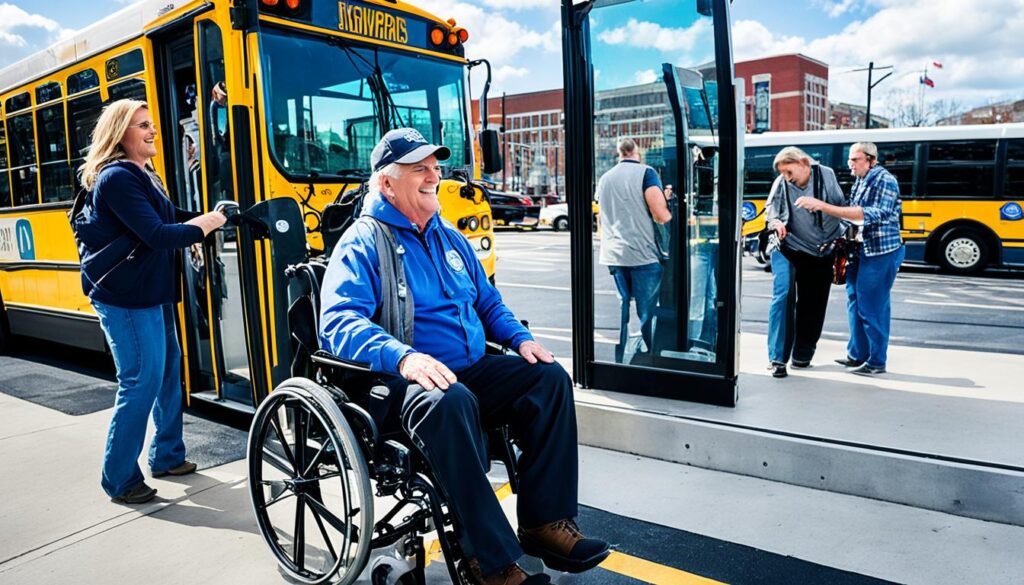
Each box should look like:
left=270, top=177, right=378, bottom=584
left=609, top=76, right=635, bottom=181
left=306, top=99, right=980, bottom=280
left=399, top=353, right=457, bottom=391
left=794, top=196, right=826, bottom=212
left=518, top=340, right=554, bottom=364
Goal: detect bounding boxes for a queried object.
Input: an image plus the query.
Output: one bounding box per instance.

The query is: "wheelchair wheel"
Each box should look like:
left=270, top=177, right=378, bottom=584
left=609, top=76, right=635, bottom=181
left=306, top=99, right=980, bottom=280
left=248, top=378, right=373, bottom=585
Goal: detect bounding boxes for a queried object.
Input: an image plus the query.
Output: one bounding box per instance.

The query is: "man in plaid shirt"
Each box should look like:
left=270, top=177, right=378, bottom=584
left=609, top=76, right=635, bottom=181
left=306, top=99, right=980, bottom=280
left=794, top=142, right=904, bottom=376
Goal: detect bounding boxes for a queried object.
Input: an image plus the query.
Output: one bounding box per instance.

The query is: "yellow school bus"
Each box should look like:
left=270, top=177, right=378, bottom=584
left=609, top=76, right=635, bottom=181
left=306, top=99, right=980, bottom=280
left=0, top=0, right=500, bottom=411
left=740, top=125, right=1024, bottom=273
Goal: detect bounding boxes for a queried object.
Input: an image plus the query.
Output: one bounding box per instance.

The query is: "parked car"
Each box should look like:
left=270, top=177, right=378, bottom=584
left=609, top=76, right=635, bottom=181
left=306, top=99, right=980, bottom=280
left=486, top=190, right=541, bottom=229
left=538, top=202, right=601, bottom=232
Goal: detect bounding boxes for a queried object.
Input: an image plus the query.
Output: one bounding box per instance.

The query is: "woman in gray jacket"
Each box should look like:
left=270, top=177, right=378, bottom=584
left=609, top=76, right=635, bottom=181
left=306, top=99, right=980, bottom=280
left=764, top=147, right=846, bottom=377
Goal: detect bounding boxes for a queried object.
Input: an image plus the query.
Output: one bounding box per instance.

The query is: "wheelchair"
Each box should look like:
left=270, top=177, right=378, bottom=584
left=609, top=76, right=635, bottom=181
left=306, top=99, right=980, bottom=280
left=246, top=256, right=522, bottom=585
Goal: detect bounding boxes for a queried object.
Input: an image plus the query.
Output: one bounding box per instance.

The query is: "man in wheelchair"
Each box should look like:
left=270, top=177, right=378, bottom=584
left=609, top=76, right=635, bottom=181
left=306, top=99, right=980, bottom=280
left=318, top=129, right=610, bottom=585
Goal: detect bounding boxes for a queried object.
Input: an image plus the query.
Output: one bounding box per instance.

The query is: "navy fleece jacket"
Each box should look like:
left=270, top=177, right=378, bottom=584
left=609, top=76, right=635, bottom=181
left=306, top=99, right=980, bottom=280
left=78, top=161, right=203, bottom=308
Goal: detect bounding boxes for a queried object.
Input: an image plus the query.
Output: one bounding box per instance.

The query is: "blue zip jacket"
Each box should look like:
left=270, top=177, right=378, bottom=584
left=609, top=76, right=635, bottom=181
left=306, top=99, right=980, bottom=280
left=78, top=161, right=203, bottom=308
left=319, top=191, right=532, bottom=375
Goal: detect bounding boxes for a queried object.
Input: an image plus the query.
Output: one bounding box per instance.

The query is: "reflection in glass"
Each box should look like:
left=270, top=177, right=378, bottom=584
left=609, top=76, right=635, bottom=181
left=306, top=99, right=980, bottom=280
left=589, top=0, right=722, bottom=370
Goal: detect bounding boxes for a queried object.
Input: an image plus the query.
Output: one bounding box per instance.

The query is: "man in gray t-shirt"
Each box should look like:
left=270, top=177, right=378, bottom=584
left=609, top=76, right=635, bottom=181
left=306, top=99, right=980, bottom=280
left=763, top=147, right=846, bottom=377
left=597, top=138, right=672, bottom=363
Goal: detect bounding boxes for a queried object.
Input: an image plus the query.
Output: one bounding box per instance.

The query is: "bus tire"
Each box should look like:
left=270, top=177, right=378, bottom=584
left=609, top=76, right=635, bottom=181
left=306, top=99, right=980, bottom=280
left=939, top=229, right=989, bottom=275
left=553, top=216, right=569, bottom=232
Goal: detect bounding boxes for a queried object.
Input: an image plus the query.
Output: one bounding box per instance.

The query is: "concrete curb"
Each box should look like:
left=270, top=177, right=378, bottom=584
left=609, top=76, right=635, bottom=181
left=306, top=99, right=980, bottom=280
left=576, top=398, right=1024, bottom=527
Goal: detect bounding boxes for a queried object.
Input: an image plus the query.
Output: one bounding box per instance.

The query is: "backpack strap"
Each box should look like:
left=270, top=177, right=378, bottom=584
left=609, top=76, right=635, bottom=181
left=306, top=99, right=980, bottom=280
left=357, top=216, right=414, bottom=347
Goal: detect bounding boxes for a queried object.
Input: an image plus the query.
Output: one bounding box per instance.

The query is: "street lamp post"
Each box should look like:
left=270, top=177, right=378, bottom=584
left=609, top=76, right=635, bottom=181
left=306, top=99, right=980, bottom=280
left=852, top=61, right=894, bottom=129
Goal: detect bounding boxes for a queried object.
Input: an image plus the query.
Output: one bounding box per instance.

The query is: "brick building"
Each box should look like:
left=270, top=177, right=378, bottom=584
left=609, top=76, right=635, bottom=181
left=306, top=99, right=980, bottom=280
left=937, top=98, right=1024, bottom=125
left=735, top=54, right=829, bottom=132
left=473, top=89, right=564, bottom=195
left=828, top=102, right=891, bottom=129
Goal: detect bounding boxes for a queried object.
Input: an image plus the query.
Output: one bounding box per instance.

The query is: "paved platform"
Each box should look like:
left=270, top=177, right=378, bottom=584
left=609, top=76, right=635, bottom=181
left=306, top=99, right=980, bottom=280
left=2, top=388, right=1023, bottom=584
left=568, top=332, right=1024, bottom=527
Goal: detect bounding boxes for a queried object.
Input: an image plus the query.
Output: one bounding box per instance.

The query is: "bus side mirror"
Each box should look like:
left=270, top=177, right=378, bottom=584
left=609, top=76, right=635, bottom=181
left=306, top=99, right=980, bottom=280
left=480, top=129, right=502, bottom=174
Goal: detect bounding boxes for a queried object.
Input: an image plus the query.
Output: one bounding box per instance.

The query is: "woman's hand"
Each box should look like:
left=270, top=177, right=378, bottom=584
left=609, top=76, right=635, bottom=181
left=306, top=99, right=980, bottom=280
left=186, top=211, right=228, bottom=236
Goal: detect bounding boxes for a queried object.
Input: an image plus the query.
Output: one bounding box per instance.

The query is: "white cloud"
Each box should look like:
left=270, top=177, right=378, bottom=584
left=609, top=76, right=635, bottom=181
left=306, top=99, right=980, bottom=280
left=734, top=0, right=1024, bottom=112
left=415, top=0, right=551, bottom=65
left=480, top=0, right=557, bottom=10
left=493, top=65, right=529, bottom=83
left=634, top=69, right=657, bottom=84
left=813, top=0, right=859, bottom=17
left=597, top=17, right=710, bottom=52
left=0, top=3, right=63, bottom=48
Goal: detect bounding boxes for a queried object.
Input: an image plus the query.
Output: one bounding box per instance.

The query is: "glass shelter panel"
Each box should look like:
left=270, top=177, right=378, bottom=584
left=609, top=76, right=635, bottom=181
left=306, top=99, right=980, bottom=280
left=589, top=0, right=724, bottom=369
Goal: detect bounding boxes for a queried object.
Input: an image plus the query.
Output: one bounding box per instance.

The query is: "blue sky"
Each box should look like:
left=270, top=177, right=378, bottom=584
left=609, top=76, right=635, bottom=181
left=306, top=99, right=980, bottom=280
left=2, top=0, right=1022, bottom=118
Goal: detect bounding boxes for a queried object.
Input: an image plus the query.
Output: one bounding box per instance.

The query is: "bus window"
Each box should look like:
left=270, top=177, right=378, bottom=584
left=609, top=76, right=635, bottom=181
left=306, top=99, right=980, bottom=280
left=67, top=69, right=100, bottom=95
left=743, top=146, right=776, bottom=198
left=35, top=82, right=62, bottom=105
left=105, top=49, right=145, bottom=82
left=1005, top=139, right=1024, bottom=198
left=107, top=78, right=147, bottom=102
left=198, top=21, right=232, bottom=202
left=36, top=102, right=74, bottom=203
left=841, top=142, right=916, bottom=197
left=7, top=114, right=39, bottom=206
left=4, top=93, right=30, bottom=114
left=925, top=140, right=996, bottom=198
left=68, top=92, right=103, bottom=175
left=0, top=123, right=10, bottom=208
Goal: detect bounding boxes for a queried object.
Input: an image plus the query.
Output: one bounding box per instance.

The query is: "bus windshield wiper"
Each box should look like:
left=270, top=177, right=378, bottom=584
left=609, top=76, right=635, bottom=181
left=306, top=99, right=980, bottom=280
left=333, top=168, right=371, bottom=179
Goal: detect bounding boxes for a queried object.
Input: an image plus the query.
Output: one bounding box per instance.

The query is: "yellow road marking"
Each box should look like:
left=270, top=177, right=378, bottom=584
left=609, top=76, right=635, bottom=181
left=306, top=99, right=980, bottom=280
left=423, top=482, right=725, bottom=584
left=599, top=551, right=726, bottom=585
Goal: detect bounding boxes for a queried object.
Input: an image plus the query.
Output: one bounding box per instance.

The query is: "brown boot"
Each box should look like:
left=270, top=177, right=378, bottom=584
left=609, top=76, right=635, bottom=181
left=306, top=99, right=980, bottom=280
left=518, top=518, right=610, bottom=573
left=459, top=558, right=550, bottom=585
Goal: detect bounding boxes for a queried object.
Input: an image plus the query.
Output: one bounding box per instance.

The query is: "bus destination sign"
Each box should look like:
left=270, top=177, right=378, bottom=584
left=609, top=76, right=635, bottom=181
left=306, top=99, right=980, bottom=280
left=334, top=0, right=428, bottom=48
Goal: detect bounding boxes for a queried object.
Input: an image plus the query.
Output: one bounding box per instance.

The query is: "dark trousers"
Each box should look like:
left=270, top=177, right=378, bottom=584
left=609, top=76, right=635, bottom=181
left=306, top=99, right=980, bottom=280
left=780, top=247, right=835, bottom=363
left=369, top=355, right=578, bottom=576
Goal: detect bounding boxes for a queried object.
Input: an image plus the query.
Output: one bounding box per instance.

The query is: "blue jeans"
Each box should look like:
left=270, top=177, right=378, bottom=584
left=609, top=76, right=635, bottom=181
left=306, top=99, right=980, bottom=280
left=767, top=250, right=795, bottom=364
left=846, top=245, right=905, bottom=368
left=608, top=262, right=662, bottom=363
left=92, top=301, right=187, bottom=498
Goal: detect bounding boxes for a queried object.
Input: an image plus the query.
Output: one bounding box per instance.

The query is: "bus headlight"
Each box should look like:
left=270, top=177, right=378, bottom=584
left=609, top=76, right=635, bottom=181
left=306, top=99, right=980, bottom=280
left=481, top=215, right=491, bottom=230
left=479, top=236, right=492, bottom=251
left=468, top=217, right=479, bottom=231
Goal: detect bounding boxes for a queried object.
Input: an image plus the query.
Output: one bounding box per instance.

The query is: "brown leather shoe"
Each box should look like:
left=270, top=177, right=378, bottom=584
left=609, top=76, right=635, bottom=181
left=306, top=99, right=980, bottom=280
left=518, top=518, right=610, bottom=573
left=152, top=460, right=197, bottom=478
left=459, top=559, right=550, bottom=585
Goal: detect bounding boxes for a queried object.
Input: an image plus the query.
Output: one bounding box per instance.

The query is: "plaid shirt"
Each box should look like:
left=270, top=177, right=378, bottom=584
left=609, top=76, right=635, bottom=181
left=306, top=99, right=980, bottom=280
left=849, top=165, right=903, bottom=256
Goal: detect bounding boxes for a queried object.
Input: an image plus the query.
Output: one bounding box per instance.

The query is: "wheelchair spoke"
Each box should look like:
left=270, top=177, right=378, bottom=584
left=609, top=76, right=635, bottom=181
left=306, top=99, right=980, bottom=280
left=261, top=446, right=295, bottom=477
left=302, top=440, right=330, bottom=479
left=307, top=499, right=340, bottom=563
left=292, top=407, right=309, bottom=478
left=304, top=492, right=352, bottom=536
left=269, top=416, right=299, bottom=475
left=263, top=485, right=296, bottom=509
left=314, top=470, right=342, bottom=481
left=294, top=495, right=306, bottom=571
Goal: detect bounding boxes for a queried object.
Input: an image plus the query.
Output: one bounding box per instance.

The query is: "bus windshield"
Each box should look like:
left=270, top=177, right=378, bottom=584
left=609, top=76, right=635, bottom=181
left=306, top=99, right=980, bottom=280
left=259, top=27, right=470, bottom=179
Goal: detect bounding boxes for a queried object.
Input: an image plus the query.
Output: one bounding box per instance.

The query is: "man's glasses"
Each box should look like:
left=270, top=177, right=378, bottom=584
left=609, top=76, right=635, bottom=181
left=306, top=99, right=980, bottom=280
left=129, top=121, right=157, bottom=131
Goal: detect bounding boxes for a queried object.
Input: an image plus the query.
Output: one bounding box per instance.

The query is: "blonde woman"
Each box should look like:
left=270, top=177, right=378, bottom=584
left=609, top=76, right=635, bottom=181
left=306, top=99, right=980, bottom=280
left=77, top=99, right=226, bottom=504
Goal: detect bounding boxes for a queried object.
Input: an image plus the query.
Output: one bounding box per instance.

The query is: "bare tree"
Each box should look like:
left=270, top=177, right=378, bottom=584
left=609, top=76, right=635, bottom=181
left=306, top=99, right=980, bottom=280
left=883, top=88, right=965, bottom=127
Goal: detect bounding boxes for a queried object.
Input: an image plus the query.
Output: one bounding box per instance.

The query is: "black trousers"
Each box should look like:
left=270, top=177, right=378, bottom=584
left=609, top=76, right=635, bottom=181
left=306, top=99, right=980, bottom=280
left=780, top=246, right=835, bottom=363
left=367, top=354, right=578, bottom=576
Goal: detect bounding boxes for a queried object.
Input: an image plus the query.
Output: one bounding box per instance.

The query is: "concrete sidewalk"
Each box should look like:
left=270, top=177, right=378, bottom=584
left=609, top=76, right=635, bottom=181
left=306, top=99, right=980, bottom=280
left=2, top=388, right=1024, bottom=585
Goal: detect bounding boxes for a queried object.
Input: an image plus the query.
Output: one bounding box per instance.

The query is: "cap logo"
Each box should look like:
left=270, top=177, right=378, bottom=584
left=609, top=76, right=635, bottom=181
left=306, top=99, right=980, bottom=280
left=399, top=129, right=426, bottom=143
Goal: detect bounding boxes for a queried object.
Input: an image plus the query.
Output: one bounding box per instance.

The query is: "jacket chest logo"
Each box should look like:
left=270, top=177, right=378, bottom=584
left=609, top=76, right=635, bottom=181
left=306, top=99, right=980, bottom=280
left=445, top=250, right=465, bottom=272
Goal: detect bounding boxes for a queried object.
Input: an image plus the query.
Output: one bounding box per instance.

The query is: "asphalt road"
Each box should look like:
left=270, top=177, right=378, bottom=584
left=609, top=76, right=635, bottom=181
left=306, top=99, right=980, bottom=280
left=492, top=229, right=1024, bottom=360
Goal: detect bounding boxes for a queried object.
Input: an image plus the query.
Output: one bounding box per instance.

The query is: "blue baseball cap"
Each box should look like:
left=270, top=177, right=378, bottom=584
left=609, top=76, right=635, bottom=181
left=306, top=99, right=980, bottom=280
left=371, top=128, right=450, bottom=172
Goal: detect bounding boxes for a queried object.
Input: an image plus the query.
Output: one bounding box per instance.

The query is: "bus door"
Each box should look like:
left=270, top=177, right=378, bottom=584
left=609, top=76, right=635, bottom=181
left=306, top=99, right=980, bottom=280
left=149, top=16, right=274, bottom=412
left=561, top=0, right=742, bottom=406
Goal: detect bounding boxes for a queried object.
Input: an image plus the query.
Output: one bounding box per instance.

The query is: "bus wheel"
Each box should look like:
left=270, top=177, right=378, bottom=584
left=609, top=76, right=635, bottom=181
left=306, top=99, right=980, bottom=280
left=554, top=216, right=569, bottom=232
left=939, top=230, right=988, bottom=275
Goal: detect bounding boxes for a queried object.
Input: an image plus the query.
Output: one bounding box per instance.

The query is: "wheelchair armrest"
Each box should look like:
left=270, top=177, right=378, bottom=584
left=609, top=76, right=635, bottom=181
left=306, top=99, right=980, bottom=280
left=311, top=350, right=373, bottom=372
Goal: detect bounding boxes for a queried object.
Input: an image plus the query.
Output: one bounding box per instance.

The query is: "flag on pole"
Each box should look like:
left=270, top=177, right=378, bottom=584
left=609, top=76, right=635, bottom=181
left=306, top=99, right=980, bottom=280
left=920, top=75, right=935, bottom=88
left=933, top=61, right=944, bottom=69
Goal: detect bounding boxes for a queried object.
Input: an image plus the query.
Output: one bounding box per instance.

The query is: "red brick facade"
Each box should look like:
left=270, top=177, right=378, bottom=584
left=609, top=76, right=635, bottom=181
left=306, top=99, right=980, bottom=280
left=735, top=54, right=829, bottom=132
